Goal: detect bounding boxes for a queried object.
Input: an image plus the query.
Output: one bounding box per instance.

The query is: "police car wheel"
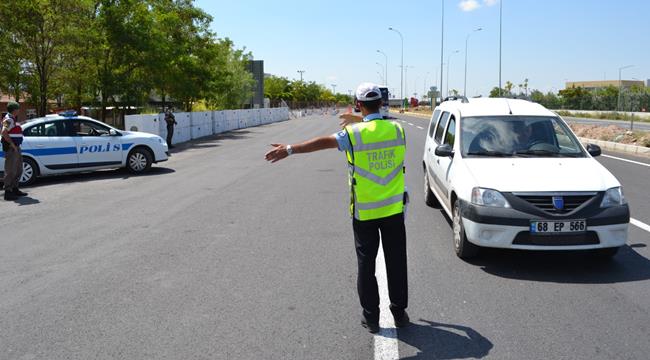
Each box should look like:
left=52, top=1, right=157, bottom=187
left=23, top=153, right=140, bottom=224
left=19, top=157, right=39, bottom=186
left=127, top=148, right=152, bottom=174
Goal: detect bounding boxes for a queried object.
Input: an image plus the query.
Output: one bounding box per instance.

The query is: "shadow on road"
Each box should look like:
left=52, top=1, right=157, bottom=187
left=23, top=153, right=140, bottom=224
left=396, top=319, right=493, bottom=359
left=28, top=167, right=176, bottom=188
left=15, top=196, right=40, bottom=206
left=471, top=245, right=650, bottom=284
left=167, top=129, right=253, bottom=154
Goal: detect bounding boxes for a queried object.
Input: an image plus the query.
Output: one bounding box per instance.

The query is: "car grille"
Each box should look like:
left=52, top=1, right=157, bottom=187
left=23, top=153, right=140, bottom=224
left=514, top=193, right=596, bottom=214
left=513, top=231, right=600, bottom=246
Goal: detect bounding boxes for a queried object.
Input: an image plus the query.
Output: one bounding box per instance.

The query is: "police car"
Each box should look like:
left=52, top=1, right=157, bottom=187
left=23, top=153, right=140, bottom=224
left=0, top=113, right=168, bottom=186
left=423, top=97, right=630, bottom=259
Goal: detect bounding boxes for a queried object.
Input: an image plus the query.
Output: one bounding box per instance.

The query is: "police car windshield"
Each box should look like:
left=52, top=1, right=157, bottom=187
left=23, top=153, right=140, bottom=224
left=461, top=116, right=586, bottom=158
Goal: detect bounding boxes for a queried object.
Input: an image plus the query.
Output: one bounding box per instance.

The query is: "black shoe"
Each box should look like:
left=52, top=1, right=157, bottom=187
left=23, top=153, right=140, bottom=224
left=4, top=192, right=18, bottom=201
left=393, top=311, right=410, bottom=328
left=361, top=317, right=380, bottom=334
left=12, top=189, right=27, bottom=197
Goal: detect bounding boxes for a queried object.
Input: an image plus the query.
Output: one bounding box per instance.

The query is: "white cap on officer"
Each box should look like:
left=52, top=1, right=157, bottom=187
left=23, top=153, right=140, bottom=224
left=355, top=83, right=382, bottom=102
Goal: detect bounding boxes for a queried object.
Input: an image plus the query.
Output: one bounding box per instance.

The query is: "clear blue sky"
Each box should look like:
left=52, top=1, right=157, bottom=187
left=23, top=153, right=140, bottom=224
left=195, top=0, right=650, bottom=98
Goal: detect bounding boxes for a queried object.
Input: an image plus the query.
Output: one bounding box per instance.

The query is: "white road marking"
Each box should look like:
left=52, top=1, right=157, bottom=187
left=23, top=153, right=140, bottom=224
left=416, top=126, right=424, bottom=130
left=407, top=123, right=414, bottom=126
left=631, top=218, right=650, bottom=233
left=602, top=154, right=650, bottom=167
left=374, top=246, right=399, bottom=360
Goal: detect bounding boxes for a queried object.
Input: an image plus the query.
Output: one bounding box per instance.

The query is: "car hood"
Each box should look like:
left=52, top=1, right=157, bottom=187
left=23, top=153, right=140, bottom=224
left=462, top=157, right=620, bottom=192
left=121, top=131, right=161, bottom=140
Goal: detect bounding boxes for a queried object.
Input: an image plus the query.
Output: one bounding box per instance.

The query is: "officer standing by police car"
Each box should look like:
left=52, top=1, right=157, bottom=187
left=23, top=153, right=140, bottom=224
left=265, top=83, right=409, bottom=333
left=164, top=107, right=177, bottom=149
left=2, top=101, right=27, bottom=201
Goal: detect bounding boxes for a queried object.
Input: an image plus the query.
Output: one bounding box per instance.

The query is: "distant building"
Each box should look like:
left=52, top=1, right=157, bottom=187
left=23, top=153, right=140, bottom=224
left=565, top=80, right=645, bottom=91
left=246, top=60, right=265, bottom=108
left=647, top=79, right=650, bottom=88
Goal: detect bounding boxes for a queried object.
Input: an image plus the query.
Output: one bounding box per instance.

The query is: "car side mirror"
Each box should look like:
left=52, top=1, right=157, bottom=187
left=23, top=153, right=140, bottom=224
left=586, top=143, right=601, bottom=157
left=435, top=144, right=455, bottom=158
left=109, top=129, right=122, bottom=137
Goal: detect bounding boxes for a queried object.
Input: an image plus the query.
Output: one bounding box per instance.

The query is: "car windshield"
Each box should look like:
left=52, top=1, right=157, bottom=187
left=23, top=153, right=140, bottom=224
left=461, top=116, right=586, bottom=158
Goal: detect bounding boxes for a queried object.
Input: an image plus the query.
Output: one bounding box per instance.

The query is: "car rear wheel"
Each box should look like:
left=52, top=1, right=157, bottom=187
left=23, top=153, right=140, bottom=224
left=127, top=148, right=152, bottom=174
left=424, top=167, right=441, bottom=208
left=453, top=201, right=480, bottom=259
left=19, top=157, right=39, bottom=186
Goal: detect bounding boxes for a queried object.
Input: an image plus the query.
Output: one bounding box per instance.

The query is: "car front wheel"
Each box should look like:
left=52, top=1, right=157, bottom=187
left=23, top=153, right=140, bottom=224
left=19, top=157, right=39, bottom=186
left=127, top=148, right=153, bottom=174
left=453, top=201, right=480, bottom=259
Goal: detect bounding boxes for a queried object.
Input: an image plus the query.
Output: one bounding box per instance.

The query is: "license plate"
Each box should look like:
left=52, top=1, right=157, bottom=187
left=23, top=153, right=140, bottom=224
left=530, top=220, right=586, bottom=234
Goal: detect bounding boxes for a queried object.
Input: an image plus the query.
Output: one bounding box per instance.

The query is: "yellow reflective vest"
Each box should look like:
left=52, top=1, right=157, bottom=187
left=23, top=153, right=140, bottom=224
left=345, top=120, right=406, bottom=221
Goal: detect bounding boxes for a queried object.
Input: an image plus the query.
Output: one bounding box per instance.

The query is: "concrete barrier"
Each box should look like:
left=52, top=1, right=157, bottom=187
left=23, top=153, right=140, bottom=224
left=125, top=107, right=290, bottom=145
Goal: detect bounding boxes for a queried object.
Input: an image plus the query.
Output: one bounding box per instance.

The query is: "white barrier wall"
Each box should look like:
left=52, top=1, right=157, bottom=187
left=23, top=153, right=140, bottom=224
left=125, top=107, right=290, bottom=145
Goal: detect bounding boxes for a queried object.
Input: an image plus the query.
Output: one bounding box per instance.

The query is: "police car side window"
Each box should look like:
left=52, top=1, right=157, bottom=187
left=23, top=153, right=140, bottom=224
left=74, top=120, right=110, bottom=136
left=434, top=112, right=450, bottom=144
left=24, top=124, right=44, bottom=137
left=428, top=110, right=441, bottom=138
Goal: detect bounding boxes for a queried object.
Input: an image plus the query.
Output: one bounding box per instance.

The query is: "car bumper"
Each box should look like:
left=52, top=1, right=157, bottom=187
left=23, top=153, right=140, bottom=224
left=459, top=200, right=630, bottom=250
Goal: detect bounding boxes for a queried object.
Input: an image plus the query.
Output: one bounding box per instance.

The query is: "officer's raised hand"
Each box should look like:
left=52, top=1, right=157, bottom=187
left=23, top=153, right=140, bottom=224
left=265, top=136, right=339, bottom=163
left=265, top=143, right=290, bottom=163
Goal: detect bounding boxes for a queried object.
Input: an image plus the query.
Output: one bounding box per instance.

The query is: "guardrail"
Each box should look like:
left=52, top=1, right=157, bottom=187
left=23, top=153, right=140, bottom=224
left=124, top=108, right=290, bottom=145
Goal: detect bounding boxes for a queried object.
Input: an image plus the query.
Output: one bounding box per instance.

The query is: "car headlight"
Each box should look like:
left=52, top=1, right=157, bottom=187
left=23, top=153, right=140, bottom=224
left=600, top=187, right=627, bottom=208
left=471, top=187, right=511, bottom=208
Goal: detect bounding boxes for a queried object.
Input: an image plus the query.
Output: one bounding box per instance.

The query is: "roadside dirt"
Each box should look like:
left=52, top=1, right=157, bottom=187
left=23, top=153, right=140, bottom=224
left=570, top=124, right=650, bottom=147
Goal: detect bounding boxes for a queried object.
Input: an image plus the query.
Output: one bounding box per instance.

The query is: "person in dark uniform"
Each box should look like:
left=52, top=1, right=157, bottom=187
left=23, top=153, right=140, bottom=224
left=265, top=83, right=410, bottom=334
left=164, top=108, right=177, bottom=148
left=2, top=101, right=27, bottom=201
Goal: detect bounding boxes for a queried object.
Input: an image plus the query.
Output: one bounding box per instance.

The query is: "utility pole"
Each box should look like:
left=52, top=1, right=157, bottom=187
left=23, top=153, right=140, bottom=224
left=377, top=50, right=388, bottom=91
left=464, top=27, right=483, bottom=97
left=446, top=50, right=459, bottom=97
left=439, top=0, right=445, bottom=105
left=498, top=0, right=502, bottom=96
left=297, top=70, right=305, bottom=82
left=389, top=27, right=404, bottom=106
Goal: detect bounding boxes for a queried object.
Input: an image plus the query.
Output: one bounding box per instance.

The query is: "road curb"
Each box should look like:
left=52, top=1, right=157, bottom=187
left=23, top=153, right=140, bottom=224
left=579, top=137, right=650, bottom=158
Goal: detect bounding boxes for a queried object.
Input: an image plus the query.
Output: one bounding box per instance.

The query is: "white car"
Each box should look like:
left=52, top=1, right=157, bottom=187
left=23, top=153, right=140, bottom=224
left=423, top=97, right=630, bottom=259
left=0, top=114, right=169, bottom=186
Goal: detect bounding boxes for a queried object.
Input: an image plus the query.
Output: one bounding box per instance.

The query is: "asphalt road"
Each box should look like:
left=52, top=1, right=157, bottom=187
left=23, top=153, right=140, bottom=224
left=1, top=113, right=649, bottom=359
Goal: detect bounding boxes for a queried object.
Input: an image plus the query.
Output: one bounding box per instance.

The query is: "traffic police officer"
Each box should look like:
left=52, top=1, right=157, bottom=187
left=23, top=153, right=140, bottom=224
left=2, top=101, right=27, bottom=201
left=265, top=83, right=409, bottom=333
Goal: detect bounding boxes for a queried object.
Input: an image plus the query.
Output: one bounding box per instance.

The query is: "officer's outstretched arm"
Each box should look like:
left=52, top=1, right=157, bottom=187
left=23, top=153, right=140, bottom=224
left=265, top=135, right=338, bottom=163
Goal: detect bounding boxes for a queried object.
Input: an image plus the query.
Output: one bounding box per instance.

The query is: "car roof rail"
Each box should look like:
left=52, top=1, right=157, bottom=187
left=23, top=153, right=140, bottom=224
left=442, top=95, right=469, bottom=103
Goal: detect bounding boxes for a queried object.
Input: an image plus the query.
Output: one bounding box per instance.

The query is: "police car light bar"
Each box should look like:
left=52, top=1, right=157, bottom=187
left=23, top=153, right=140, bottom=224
left=59, top=110, right=78, bottom=117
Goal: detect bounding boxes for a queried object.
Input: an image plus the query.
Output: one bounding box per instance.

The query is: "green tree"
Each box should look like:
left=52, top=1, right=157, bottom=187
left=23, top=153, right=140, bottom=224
left=0, top=0, right=87, bottom=115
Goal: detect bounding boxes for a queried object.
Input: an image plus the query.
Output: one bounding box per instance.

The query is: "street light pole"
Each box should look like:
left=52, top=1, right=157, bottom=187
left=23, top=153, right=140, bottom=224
left=297, top=70, right=305, bottom=82
left=389, top=27, right=404, bottom=105
left=404, top=65, right=414, bottom=101
left=464, top=27, right=483, bottom=97
left=446, top=50, right=459, bottom=97
left=439, top=0, right=445, bottom=105
left=377, top=50, right=388, bottom=90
